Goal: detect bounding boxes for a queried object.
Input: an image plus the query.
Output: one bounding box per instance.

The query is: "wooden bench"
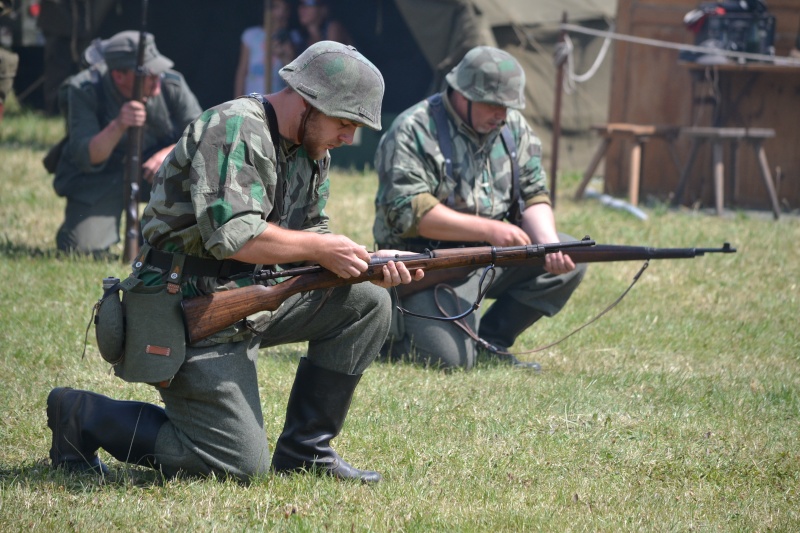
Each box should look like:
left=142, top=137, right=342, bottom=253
left=671, top=127, right=780, bottom=219
left=574, top=123, right=682, bottom=206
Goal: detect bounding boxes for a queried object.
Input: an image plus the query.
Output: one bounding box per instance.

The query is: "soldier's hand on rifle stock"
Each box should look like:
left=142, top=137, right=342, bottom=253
left=117, top=100, right=147, bottom=129
left=519, top=203, right=576, bottom=275
left=370, top=250, right=425, bottom=289
left=314, top=234, right=374, bottom=279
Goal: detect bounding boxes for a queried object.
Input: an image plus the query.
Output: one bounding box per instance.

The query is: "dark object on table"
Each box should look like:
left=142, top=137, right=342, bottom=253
left=681, top=1, right=775, bottom=63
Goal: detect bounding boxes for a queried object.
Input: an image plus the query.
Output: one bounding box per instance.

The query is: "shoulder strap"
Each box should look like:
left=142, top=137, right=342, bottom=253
left=427, top=94, right=523, bottom=222
left=259, top=96, right=281, bottom=157
left=499, top=125, right=524, bottom=225
left=258, top=95, right=283, bottom=223
left=426, top=94, right=456, bottom=208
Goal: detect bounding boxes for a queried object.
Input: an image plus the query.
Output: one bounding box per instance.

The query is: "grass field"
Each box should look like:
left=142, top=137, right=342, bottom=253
left=1, top=104, right=798, bottom=532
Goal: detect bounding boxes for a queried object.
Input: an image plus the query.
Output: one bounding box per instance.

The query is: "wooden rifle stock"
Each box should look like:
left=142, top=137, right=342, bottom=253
left=122, top=0, right=149, bottom=263
left=181, top=238, right=596, bottom=344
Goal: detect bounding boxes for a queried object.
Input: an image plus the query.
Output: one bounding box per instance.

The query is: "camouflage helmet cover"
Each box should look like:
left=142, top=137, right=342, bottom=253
left=445, top=46, right=526, bottom=110
left=279, top=40, right=384, bottom=130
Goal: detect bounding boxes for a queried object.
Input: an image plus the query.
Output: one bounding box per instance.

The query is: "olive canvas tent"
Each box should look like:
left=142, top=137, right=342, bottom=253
left=388, top=0, right=618, bottom=173
left=22, top=0, right=617, bottom=173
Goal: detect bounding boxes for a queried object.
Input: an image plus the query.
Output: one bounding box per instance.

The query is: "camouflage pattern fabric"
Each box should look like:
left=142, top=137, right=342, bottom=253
left=141, top=96, right=331, bottom=297
left=373, top=90, right=549, bottom=250
left=445, top=46, right=526, bottom=110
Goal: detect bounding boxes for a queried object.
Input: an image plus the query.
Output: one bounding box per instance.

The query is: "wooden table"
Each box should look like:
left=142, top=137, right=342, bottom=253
left=671, top=127, right=780, bottom=219
left=574, top=123, right=681, bottom=206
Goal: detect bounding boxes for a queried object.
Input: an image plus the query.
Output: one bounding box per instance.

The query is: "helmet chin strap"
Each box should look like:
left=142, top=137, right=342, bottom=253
left=466, top=99, right=474, bottom=130
left=297, top=105, right=311, bottom=146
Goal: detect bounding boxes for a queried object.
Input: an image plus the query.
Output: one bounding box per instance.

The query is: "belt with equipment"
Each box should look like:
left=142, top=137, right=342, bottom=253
left=146, top=248, right=256, bottom=278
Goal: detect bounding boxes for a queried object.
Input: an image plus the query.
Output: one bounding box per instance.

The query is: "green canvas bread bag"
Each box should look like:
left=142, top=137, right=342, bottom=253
left=94, top=270, right=187, bottom=386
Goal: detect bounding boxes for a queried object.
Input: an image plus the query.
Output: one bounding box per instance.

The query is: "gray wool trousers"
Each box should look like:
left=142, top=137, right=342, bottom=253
left=385, top=234, right=587, bottom=369
left=152, top=282, right=391, bottom=480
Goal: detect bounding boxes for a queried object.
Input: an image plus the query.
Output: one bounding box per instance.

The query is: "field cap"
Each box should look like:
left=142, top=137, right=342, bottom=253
left=280, top=40, right=384, bottom=130
left=84, top=31, right=174, bottom=75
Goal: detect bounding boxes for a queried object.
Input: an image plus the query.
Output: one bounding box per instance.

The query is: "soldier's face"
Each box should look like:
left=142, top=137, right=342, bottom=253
left=302, top=108, right=361, bottom=160
left=111, top=70, right=162, bottom=100
left=468, top=101, right=508, bottom=134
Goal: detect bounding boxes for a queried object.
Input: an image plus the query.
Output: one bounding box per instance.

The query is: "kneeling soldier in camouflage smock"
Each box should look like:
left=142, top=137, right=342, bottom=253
left=373, top=46, right=586, bottom=370
left=46, top=41, right=422, bottom=483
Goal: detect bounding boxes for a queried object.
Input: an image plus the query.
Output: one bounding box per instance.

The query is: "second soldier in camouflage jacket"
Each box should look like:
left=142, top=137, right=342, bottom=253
left=373, top=45, right=586, bottom=371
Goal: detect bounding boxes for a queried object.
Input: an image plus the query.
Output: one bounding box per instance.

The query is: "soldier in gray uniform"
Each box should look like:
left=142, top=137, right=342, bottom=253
left=46, top=41, right=422, bottom=483
left=0, top=0, right=19, bottom=123
left=374, top=45, right=586, bottom=370
left=52, top=30, right=202, bottom=256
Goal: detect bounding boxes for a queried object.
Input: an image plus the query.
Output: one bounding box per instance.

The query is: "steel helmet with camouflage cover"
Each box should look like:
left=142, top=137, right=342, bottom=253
left=279, top=40, right=384, bottom=130
left=445, top=46, right=526, bottom=110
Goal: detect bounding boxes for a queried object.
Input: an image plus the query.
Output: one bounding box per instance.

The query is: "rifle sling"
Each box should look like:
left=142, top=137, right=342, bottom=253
left=146, top=248, right=255, bottom=279
left=499, top=126, right=524, bottom=225
left=427, top=261, right=651, bottom=357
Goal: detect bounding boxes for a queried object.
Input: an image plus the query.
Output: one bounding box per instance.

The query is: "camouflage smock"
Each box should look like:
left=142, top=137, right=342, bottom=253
left=141, top=96, right=331, bottom=297
left=372, top=90, right=550, bottom=250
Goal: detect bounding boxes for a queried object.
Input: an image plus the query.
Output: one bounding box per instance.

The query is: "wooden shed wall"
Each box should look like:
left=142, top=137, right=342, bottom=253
left=605, top=0, right=800, bottom=211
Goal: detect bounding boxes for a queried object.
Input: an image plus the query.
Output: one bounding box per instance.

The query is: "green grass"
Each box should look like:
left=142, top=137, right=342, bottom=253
left=1, top=108, right=798, bottom=532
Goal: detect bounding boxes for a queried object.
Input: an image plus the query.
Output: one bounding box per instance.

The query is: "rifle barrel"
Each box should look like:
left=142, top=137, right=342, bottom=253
left=563, top=243, right=736, bottom=263
left=256, top=238, right=596, bottom=281
left=122, top=0, right=150, bottom=263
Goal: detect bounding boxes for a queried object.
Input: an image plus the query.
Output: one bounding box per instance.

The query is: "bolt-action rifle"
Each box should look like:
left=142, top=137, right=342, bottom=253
left=122, top=0, right=149, bottom=263
left=180, top=238, right=735, bottom=344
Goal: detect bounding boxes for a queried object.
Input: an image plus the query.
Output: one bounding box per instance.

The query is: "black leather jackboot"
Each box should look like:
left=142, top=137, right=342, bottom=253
left=47, top=387, right=168, bottom=474
left=270, top=358, right=381, bottom=483
left=478, top=296, right=544, bottom=369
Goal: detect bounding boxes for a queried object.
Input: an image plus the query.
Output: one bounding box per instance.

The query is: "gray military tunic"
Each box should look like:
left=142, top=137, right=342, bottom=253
left=53, top=64, right=202, bottom=254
